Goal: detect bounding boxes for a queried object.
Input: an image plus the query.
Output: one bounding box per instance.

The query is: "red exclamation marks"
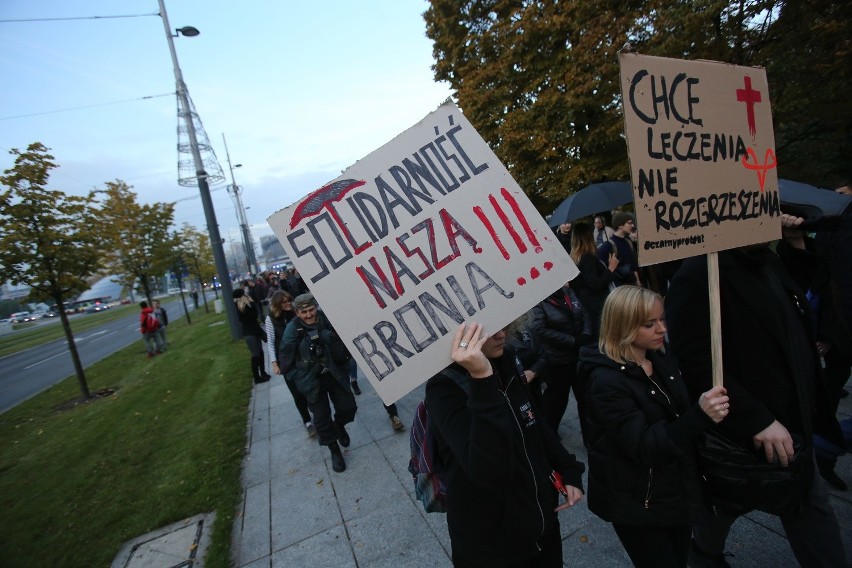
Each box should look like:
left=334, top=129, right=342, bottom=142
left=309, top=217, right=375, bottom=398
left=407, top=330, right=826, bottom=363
left=476, top=188, right=552, bottom=286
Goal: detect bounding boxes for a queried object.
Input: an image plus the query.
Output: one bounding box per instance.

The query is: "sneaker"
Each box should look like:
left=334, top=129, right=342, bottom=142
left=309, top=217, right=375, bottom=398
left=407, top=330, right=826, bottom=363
left=390, top=415, right=404, bottom=431
left=336, top=422, right=351, bottom=448
left=687, top=540, right=732, bottom=568
left=305, top=422, right=317, bottom=438
left=350, top=380, right=361, bottom=395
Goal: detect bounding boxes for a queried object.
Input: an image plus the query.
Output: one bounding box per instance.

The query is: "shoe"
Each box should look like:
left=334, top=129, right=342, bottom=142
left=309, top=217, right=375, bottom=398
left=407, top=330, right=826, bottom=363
left=260, top=371, right=271, bottom=379
left=335, top=421, right=350, bottom=448
left=820, top=467, right=848, bottom=491
left=329, top=442, right=346, bottom=472
left=350, top=380, right=361, bottom=395
left=390, top=415, right=404, bottom=431
left=305, top=422, right=317, bottom=438
left=254, top=375, right=270, bottom=384
left=687, top=540, right=732, bottom=568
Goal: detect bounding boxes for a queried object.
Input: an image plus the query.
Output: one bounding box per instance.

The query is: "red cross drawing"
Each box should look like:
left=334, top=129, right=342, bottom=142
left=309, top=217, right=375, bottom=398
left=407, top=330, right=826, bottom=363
left=736, top=76, right=762, bottom=138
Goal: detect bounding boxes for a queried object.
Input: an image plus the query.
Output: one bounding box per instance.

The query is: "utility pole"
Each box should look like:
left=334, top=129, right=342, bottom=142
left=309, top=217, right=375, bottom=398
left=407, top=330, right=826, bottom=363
left=158, top=0, right=241, bottom=340
left=222, top=133, right=259, bottom=275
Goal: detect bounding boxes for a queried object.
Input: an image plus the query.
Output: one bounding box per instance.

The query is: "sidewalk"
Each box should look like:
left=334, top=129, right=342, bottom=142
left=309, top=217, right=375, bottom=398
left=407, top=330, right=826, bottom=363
left=230, top=375, right=852, bottom=567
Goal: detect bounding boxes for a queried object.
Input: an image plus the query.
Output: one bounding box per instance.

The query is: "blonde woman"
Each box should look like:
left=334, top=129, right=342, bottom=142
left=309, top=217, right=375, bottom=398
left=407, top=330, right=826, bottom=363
left=577, top=286, right=728, bottom=567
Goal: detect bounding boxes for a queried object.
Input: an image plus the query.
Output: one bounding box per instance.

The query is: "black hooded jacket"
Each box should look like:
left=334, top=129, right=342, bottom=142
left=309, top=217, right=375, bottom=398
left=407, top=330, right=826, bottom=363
left=425, top=347, right=585, bottom=566
left=577, top=346, right=714, bottom=527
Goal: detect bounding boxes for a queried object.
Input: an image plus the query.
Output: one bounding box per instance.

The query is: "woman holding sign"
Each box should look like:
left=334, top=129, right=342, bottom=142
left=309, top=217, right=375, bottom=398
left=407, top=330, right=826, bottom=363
left=577, top=286, right=729, bottom=568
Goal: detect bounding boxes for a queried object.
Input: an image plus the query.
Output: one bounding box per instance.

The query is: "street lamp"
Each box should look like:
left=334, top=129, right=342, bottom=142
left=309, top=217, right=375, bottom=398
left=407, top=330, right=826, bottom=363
left=222, top=133, right=260, bottom=275
left=158, top=0, right=241, bottom=340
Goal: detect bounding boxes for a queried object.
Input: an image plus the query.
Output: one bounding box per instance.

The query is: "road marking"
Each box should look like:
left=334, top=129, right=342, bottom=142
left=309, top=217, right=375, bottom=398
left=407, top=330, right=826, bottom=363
left=24, top=351, right=67, bottom=370
left=77, top=330, right=108, bottom=341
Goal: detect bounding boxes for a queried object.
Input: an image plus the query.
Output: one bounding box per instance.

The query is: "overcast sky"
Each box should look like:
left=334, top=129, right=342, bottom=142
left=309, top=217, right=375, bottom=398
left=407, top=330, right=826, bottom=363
left=0, top=0, right=453, bottom=255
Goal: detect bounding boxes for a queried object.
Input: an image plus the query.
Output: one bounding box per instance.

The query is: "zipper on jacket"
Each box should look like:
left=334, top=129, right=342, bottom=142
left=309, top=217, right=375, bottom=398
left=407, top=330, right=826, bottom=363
left=498, top=375, right=547, bottom=541
left=644, top=468, right=654, bottom=509
left=646, top=374, right=679, bottom=417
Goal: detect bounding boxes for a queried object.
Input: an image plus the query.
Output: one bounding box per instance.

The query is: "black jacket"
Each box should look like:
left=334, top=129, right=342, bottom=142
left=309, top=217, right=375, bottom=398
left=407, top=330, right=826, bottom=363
left=578, top=347, right=713, bottom=526
left=570, top=253, right=614, bottom=339
left=425, top=348, right=585, bottom=567
left=530, top=288, right=590, bottom=366
left=665, top=247, right=843, bottom=449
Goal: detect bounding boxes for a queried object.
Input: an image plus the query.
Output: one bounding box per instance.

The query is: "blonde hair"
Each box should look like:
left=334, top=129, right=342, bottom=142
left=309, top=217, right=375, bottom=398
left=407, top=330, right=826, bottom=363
left=268, top=290, right=293, bottom=318
left=598, top=285, right=664, bottom=364
left=235, top=294, right=254, bottom=313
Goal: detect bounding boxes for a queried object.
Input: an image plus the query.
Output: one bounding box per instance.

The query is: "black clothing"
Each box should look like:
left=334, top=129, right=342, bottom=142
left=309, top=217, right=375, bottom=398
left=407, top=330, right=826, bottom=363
left=578, top=347, right=712, bottom=527
left=665, top=248, right=842, bottom=450
left=612, top=524, right=690, bottom=568
left=425, top=349, right=585, bottom=568
left=237, top=303, right=264, bottom=338
left=531, top=288, right=591, bottom=433
left=570, top=253, right=614, bottom=339
left=596, top=234, right=638, bottom=286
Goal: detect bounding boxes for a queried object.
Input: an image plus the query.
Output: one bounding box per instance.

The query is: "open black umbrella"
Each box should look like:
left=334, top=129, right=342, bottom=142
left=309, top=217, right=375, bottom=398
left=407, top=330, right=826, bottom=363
left=547, top=181, right=632, bottom=227
left=778, top=179, right=852, bottom=219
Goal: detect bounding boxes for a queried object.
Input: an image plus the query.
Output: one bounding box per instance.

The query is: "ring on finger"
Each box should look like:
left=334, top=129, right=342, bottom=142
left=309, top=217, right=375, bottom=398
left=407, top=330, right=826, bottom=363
left=459, top=341, right=468, bottom=349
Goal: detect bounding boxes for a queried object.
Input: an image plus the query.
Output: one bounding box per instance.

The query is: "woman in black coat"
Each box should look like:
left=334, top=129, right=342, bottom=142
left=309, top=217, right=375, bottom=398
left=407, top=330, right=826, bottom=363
left=577, top=286, right=729, bottom=568
left=234, top=288, right=270, bottom=384
left=569, top=222, right=618, bottom=340
left=530, top=284, right=591, bottom=435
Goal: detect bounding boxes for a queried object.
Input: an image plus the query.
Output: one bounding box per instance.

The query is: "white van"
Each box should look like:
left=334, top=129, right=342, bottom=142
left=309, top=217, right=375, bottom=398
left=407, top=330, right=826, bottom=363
left=10, top=311, right=32, bottom=323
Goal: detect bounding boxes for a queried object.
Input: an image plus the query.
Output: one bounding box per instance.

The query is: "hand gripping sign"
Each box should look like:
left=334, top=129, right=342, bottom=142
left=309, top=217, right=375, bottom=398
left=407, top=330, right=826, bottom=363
left=267, top=102, right=578, bottom=404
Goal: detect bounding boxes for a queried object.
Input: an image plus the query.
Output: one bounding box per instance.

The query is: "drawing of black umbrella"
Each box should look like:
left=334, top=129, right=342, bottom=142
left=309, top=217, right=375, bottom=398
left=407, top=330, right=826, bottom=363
left=778, top=179, right=852, bottom=223
left=547, top=181, right=632, bottom=227
left=289, top=178, right=366, bottom=229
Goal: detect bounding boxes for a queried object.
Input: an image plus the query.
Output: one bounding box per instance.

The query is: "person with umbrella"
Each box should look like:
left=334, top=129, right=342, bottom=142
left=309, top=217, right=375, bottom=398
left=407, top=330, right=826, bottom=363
left=597, top=212, right=641, bottom=288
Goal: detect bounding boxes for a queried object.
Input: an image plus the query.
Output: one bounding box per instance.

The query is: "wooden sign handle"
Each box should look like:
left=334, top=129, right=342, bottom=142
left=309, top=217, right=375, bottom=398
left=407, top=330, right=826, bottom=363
left=707, top=252, right=724, bottom=388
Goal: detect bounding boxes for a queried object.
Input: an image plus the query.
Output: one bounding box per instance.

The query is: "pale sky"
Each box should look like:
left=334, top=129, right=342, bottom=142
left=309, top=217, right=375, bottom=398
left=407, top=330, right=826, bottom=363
left=0, top=1, right=453, bottom=257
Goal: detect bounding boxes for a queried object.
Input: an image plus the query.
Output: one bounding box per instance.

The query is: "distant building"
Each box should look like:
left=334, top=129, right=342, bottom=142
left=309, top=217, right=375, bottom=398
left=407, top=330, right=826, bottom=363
left=0, top=281, right=30, bottom=301
left=260, top=234, right=291, bottom=269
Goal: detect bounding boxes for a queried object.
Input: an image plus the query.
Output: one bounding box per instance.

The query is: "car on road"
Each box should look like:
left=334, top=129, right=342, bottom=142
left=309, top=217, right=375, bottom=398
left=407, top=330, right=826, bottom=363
left=10, top=311, right=34, bottom=323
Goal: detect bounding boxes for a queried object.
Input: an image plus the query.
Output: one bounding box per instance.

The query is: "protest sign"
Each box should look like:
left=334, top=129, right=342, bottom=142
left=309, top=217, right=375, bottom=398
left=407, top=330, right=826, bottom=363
left=619, top=53, right=781, bottom=266
left=267, top=101, right=578, bottom=404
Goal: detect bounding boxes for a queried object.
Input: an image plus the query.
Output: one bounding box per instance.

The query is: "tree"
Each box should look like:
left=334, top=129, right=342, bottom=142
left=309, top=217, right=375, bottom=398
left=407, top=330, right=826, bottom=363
left=424, top=0, right=852, bottom=213
left=178, top=223, right=216, bottom=313
left=0, top=143, right=105, bottom=399
left=98, top=181, right=176, bottom=304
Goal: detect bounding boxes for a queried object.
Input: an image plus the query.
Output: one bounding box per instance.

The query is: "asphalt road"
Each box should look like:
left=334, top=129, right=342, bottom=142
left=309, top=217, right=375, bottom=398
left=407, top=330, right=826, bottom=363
left=0, top=296, right=207, bottom=414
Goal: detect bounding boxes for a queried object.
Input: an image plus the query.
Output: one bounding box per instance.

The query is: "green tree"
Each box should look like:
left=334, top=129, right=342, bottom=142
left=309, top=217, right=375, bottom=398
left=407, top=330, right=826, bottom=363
left=178, top=223, right=216, bottom=313
left=98, top=181, right=176, bottom=304
left=424, top=0, right=851, bottom=212
left=0, top=143, right=105, bottom=399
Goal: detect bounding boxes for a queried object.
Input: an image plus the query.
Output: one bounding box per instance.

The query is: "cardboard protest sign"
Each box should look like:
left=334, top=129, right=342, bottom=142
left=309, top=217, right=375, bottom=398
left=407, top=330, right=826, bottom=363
left=267, top=101, right=577, bottom=404
left=619, top=53, right=781, bottom=266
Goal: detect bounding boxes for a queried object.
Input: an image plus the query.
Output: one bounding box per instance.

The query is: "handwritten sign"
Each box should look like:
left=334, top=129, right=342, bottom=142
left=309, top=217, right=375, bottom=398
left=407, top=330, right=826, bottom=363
left=267, top=101, right=577, bottom=404
left=619, top=53, right=781, bottom=265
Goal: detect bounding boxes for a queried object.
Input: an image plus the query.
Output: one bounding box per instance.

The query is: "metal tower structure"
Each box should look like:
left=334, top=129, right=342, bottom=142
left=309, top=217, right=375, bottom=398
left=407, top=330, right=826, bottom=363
left=222, top=133, right=259, bottom=275
left=176, top=94, right=226, bottom=187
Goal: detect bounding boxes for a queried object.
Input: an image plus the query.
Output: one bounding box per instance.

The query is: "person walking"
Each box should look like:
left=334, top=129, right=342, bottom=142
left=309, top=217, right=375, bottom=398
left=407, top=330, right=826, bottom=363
left=265, top=290, right=315, bottom=437
left=426, top=322, right=585, bottom=567
left=280, top=293, right=357, bottom=472
left=139, top=300, right=163, bottom=358
left=578, top=286, right=729, bottom=567
left=151, top=299, right=169, bottom=351
left=234, top=289, right=270, bottom=384
left=570, top=222, right=618, bottom=340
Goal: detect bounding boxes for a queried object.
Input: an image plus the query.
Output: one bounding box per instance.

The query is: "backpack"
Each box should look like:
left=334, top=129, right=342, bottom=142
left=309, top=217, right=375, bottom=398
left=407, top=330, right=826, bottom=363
left=146, top=312, right=160, bottom=332
left=408, top=367, right=470, bottom=513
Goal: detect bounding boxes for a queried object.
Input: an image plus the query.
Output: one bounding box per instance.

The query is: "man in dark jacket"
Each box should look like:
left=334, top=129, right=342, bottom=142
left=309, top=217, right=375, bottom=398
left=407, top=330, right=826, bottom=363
left=665, top=221, right=846, bottom=567
left=280, top=293, right=356, bottom=472
left=426, top=322, right=585, bottom=567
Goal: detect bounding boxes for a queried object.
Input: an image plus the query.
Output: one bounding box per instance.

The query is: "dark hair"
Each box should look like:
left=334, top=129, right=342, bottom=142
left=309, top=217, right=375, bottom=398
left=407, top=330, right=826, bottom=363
left=140, top=301, right=148, bottom=308
left=570, top=222, right=596, bottom=264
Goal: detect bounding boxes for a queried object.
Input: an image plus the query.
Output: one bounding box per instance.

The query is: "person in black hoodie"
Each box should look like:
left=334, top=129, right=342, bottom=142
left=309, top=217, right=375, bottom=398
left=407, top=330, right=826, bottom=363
left=530, top=283, right=592, bottom=437
left=234, top=289, right=270, bottom=384
left=578, top=286, right=729, bottom=568
left=425, top=322, right=585, bottom=568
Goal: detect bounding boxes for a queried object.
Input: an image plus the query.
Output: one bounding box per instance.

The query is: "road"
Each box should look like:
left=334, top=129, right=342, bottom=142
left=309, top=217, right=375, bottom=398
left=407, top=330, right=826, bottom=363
left=0, top=297, right=208, bottom=414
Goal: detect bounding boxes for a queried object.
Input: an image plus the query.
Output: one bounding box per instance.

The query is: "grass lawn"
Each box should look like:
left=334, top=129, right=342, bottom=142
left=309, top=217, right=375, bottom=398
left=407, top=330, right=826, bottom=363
left=0, top=309, right=252, bottom=568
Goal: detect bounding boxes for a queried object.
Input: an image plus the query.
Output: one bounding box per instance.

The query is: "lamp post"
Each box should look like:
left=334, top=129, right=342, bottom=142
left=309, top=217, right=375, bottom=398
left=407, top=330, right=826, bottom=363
left=158, top=0, right=241, bottom=340
left=222, top=133, right=260, bottom=275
